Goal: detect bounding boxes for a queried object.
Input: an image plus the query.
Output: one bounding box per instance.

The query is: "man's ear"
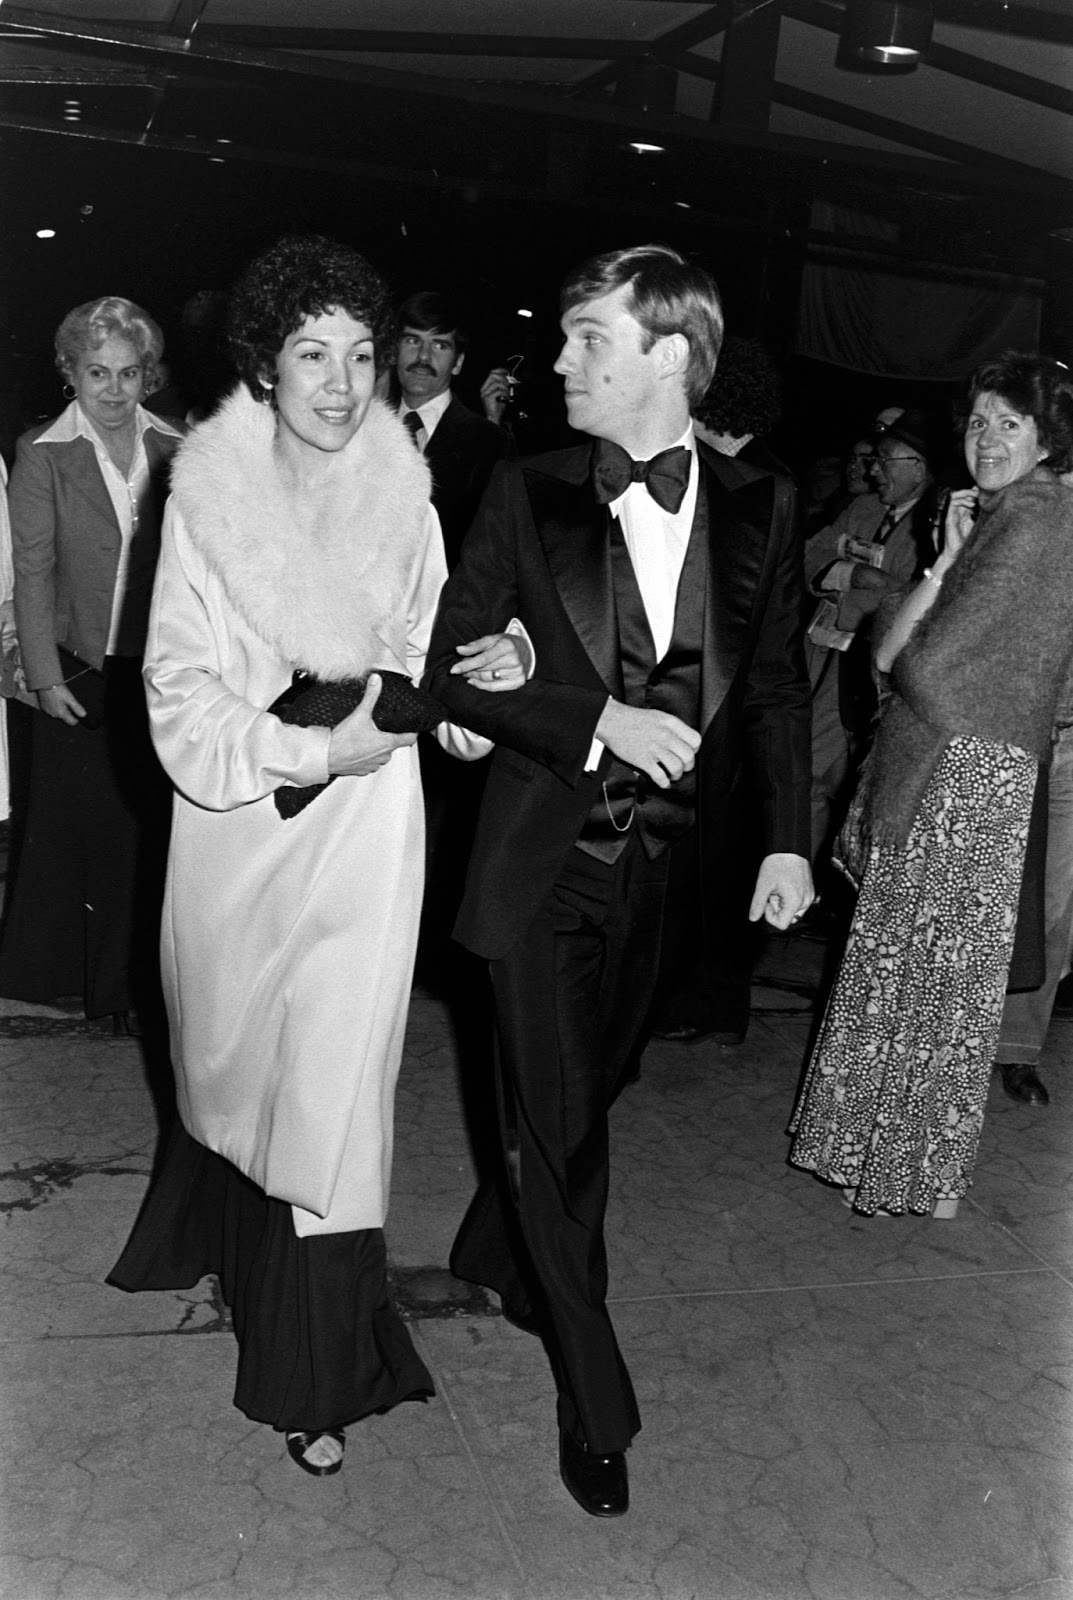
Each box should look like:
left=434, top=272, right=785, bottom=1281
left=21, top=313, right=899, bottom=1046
left=657, top=332, right=690, bottom=385
left=452, top=350, right=466, bottom=378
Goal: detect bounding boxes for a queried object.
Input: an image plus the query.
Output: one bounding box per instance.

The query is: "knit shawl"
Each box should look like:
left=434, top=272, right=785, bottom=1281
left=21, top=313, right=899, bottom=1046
left=864, top=467, right=1073, bottom=848
left=168, top=385, right=433, bottom=679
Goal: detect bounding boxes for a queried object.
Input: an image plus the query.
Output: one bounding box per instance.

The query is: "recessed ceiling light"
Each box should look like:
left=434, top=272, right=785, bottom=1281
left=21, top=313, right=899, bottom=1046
left=36, top=228, right=56, bottom=239
left=516, top=308, right=533, bottom=319
left=674, top=201, right=692, bottom=210
left=625, top=141, right=665, bottom=155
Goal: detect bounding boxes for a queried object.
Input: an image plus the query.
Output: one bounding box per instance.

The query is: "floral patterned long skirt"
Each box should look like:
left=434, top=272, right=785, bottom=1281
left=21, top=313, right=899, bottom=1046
left=789, top=735, right=1036, bottom=1215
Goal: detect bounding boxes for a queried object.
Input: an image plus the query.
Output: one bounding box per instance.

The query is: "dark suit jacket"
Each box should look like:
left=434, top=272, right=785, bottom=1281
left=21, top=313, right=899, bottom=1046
left=424, top=395, right=510, bottom=567
left=9, top=417, right=181, bottom=689
left=426, top=438, right=812, bottom=960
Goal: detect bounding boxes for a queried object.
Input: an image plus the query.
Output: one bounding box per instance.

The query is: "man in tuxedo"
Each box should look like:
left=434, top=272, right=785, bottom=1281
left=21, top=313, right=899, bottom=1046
left=395, top=291, right=509, bottom=567
left=425, top=245, right=812, bottom=1518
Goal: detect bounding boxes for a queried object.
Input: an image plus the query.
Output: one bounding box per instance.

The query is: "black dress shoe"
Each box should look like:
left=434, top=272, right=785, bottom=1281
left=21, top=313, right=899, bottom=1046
left=999, top=1063, right=1050, bottom=1106
left=559, top=1429, right=629, bottom=1517
left=652, top=1018, right=747, bottom=1047
left=285, top=1428, right=345, bottom=1477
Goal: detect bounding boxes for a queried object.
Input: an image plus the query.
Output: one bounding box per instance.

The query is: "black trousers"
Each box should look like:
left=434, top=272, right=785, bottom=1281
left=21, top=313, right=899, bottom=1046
left=0, top=658, right=169, bottom=1017
left=451, top=831, right=674, bottom=1456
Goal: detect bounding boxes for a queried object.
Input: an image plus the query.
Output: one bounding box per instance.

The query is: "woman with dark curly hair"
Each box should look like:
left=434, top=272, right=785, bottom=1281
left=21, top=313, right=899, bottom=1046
left=790, top=352, right=1073, bottom=1218
left=109, top=236, right=525, bottom=1475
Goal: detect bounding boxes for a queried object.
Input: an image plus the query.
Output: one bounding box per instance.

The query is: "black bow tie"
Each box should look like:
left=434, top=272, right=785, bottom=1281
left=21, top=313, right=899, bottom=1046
left=592, top=440, right=691, bottom=515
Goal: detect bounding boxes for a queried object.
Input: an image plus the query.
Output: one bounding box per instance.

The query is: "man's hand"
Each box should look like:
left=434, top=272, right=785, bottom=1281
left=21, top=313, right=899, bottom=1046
left=451, top=631, right=531, bottom=690
left=595, top=699, right=701, bottom=790
left=326, top=674, right=417, bottom=776
left=38, top=683, right=85, bottom=725
left=848, top=564, right=893, bottom=591
left=749, top=852, right=814, bottom=930
left=480, top=368, right=511, bottom=426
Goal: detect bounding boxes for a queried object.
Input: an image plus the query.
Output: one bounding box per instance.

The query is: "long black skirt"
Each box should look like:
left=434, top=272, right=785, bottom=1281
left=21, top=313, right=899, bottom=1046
left=108, top=1124, right=434, bottom=1432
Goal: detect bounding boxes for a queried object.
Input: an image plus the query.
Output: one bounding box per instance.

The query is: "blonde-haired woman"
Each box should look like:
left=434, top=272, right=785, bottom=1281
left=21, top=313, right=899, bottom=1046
left=0, top=297, right=181, bottom=1029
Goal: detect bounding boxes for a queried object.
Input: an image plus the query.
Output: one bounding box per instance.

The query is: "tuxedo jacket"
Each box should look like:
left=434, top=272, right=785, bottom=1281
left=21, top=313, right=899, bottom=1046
left=9, top=418, right=180, bottom=689
left=426, top=438, right=812, bottom=961
left=424, top=394, right=510, bottom=567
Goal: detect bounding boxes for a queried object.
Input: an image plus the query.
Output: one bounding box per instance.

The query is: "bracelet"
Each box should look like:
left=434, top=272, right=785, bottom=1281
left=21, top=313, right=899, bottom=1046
left=923, top=567, right=943, bottom=587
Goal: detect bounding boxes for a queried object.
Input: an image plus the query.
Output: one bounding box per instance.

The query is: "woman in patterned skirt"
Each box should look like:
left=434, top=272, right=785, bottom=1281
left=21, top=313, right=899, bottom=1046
left=790, top=353, right=1073, bottom=1217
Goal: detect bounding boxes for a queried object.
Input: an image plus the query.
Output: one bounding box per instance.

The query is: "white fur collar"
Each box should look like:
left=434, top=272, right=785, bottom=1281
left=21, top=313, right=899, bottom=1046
left=171, top=386, right=433, bottom=678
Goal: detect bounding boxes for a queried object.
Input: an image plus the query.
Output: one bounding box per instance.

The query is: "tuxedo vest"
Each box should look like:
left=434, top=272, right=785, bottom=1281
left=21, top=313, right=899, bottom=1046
left=577, top=481, right=708, bottom=864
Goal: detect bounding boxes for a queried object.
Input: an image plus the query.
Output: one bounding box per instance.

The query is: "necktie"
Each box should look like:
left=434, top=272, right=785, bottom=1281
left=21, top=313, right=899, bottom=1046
left=592, top=439, right=691, bottom=514
left=403, top=410, right=423, bottom=445
left=875, top=507, right=898, bottom=543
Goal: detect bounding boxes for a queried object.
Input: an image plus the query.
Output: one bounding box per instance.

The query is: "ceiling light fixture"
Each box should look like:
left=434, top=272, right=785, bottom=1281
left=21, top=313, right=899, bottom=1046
left=626, top=141, right=666, bottom=156
left=36, top=228, right=56, bottom=239
left=840, top=0, right=933, bottom=68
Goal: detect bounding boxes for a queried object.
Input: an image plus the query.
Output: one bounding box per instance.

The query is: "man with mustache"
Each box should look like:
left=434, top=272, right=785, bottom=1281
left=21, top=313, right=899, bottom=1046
left=395, top=291, right=509, bottom=567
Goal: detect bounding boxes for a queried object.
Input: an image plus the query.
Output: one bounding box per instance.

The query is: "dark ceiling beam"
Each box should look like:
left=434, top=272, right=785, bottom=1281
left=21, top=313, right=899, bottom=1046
left=714, top=1, right=782, bottom=130
left=773, top=81, right=1057, bottom=186
left=928, top=40, right=1073, bottom=119
left=164, top=28, right=675, bottom=57
left=783, top=0, right=1073, bottom=116
left=569, top=3, right=731, bottom=96
left=934, top=0, right=1073, bottom=46
left=784, top=0, right=1073, bottom=44
left=1, top=6, right=1069, bottom=209
left=0, top=59, right=155, bottom=84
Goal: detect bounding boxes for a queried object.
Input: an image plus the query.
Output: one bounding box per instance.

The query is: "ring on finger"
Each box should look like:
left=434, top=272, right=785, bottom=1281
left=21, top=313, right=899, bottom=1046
left=491, top=669, right=501, bottom=680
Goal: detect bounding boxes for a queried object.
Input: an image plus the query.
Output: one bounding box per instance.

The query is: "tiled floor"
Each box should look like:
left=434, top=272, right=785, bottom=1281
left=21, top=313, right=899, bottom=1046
left=1, top=930, right=1070, bottom=1600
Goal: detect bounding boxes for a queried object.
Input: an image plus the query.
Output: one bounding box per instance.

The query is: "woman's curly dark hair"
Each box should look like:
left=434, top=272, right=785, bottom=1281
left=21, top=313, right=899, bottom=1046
left=962, top=351, right=1073, bottom=475
left=693, top=335, right=784, bottom=440
left=228, top=235, right=397, bottom=401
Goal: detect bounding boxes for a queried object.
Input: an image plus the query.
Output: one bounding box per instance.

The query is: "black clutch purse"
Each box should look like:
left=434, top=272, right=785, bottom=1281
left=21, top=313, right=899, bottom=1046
left=268, top=669, right=446, bottom=819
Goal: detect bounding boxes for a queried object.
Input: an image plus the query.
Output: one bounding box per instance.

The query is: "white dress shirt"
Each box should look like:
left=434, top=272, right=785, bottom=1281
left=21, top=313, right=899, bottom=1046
left=586, top=425, right=698, bottom=769
left=34, top=400, right=183, bottom=655
left=401, top=388, right=453, bottom=450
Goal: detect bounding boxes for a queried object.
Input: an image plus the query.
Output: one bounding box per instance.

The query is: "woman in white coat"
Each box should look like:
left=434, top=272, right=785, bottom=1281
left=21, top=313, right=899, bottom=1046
left=110, top=236, right=524, bottom=1476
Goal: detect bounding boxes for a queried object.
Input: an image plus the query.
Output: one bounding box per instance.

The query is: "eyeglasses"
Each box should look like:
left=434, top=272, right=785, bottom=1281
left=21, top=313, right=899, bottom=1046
left=875, top=454, right=922, bottom=467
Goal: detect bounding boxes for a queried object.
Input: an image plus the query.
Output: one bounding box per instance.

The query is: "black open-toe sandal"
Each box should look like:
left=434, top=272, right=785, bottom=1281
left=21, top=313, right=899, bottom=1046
left=285, top=1428, right=346, bottom=1477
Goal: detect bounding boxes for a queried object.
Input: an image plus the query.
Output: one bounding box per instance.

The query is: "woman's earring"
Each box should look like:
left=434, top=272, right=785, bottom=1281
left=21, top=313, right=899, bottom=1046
left=62, top=383, right=76, bottom=400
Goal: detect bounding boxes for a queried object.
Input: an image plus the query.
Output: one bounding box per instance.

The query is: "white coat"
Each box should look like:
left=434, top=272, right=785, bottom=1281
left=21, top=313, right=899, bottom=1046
left=146, top=387, right=447, bottom=1237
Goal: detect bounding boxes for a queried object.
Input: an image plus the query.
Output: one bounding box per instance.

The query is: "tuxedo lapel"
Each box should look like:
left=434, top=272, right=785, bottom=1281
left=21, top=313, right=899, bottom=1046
left=525, top=462, right=621, bottom=694
left=699, top=453, right=776, bottom=736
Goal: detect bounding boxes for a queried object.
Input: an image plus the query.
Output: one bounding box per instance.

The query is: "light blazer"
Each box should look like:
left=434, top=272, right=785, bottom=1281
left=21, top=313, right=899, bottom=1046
left=425, top=437, right=812, bottom=959
left=424, top=394, right=510, bottom=567
left=8, top=416, right=181, bottom=690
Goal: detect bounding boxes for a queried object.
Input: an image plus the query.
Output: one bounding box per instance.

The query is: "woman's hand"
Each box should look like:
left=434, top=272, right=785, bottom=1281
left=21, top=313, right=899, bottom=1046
left=942, top=488, right=979, bottom=563
left=451, top=631, right=531, bottom=691
left=37, top=683, right=85, bottom=726
left=326, top=674, right=417, bottom=776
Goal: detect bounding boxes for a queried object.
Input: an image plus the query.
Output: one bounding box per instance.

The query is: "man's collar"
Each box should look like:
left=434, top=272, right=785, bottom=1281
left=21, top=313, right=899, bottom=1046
left=602, top=421, right=695, bottom=464
left=402, top=388, right=452, bottom=426
left=884, top=491, right=926, bottom=520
